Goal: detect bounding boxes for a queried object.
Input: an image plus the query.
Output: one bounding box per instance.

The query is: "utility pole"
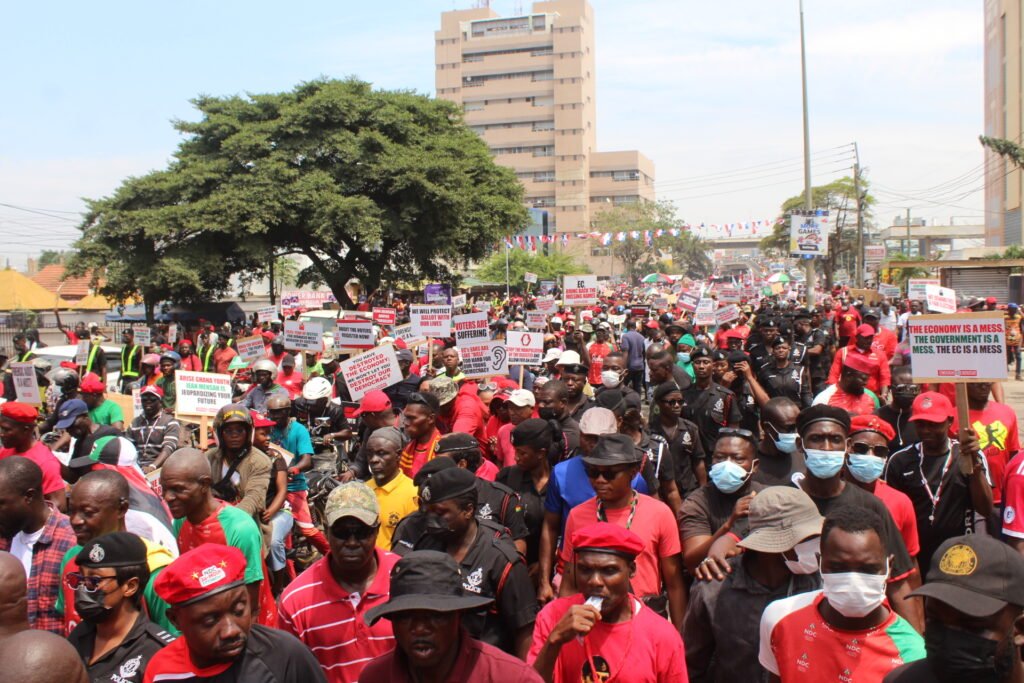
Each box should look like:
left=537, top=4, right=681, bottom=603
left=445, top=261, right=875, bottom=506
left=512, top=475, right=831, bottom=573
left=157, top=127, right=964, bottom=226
left=799, top=0, right=816, bottom=305
left=854, top=142, right=864, bottom=287
left=906, top=207, right=912, bottom=256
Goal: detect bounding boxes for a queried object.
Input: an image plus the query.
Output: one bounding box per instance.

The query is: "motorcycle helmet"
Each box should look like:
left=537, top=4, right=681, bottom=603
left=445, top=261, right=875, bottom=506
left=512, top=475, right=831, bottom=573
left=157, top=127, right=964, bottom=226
left=302, top=377, right=333, bottom=401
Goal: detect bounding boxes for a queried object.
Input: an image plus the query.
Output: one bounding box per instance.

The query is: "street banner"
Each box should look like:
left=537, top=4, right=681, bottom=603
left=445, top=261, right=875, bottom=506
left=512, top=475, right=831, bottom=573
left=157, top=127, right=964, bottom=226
left=908, top=312, right=1007, bottom=382
left=715, top=304, right=741, bottom=325
left=372, top=307, right=397, bottom=326
left=925, top=285, right=957, bottom=314
left=338, top=345, right=403, bottom=401
left=695, top=298, right=716, bottom=326
left=908, top=278, right=940, bottom=301
left=10, top=362, right=39, bottom=404
left=506, top=331, right=544, bottom=365
left=535, top=297, right=557, bottom=313
left=678, top=293, right=699, bottom=313
left=175, top=371, right=233, bottom=417
left=451, top=294, right=467, bottom=309
left=526, top=310, right=547, bottom=331
left=423, top=284, right=451, bottom=305
left=457, top=340, right=509, bottom=379
left=393, top=323, right=426, bottom=347
left=132, top=326, right=151, bottom=346
left=75, top=340, right=90, bottom=366
left=718, top=287, right=740, bottom=303
left=235, top=336, right=267, bottom=363
left=789, top=210, right=829, bottom=256
left=410, top=304, right=452, bottom=338
left=256, top=306, right=277, bottom=323
left=524, top=272, right=538, bottom=284
left=563, top=275, right=598, bottom=307
left=281, top=290, right=336, bottom=316
left=452, top=312, right=489, bottom=345
left=167, top=323, right=178, bottom=345
left=282, top=320, right=324, bottom=352
left=334, top=320, right=375, bottom=349
left=878, top=284, right=901, bottom=299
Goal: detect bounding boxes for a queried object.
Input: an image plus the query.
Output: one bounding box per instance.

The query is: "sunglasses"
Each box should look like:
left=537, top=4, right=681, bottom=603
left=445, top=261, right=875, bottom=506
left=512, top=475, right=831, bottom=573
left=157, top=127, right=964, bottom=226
left=584, top=466, right=630, bottom=481
left=64, top=573, right=118, bottom=593
left=892, top=384, right=920, bottom=394
left=331, top=524, right=380, bottom=541
left=850, top=442, right=890, bottom=459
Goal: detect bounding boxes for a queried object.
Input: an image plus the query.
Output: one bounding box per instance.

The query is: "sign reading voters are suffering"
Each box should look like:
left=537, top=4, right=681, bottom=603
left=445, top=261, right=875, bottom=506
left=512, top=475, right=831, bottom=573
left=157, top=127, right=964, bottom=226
left=457, top=341, right=509, bottom=379
left=789, top=209, right=829, bottom=256
left=334, top=320, right=375, bottom=349
left=410, top=304, right=452, bottom=338
left=452, top=312, right=489, bottom=345
left=925, top=284, right=958, bottom=314
left=526, top=310, right=548, bottom=331
left=524, top=271, right=538, bottom=284
left=534, top=297, right=556, bottom=313
left=695, top=298, right=717, bottom=326
left=715, top=304, right=741, bottom=325
left=256, top=306, right=277, bottom=323
left=506, top=330, right=544, bottom=365
left=563, top=275, right=598, bottom=307
left=908, top=312, right=1007, bottom=383
left=338, top=345, right=403, bottom=401
left=10, top=363, right=40, bottom=404
left=372, top=307, right=397, bottom=326
left=878, top=284, right=901, bottom=299
left=907, top=278, right=940, bottom=301
left=235, top=336, right=267, bottom=363
left=132, top=326, right=151, bottom=346
left=175, top=371, right=234, bottom=416
left=75, top=340, right=90, bottom=366
left=393, top=323, right=426, bottom=347
left=451, top=294, right=468, bottom=309
left=283, top=320, right=324, bottom=352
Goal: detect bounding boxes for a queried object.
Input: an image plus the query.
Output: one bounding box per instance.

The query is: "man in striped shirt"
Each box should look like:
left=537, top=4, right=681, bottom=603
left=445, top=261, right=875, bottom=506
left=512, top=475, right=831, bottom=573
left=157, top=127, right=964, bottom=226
left=278, top=481, right=399, bottom=683
left=128, top=386, right=181, bottom=472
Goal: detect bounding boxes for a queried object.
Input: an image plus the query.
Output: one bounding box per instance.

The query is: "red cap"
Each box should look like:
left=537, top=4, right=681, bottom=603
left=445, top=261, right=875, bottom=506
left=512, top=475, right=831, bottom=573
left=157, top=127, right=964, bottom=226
left=0, top=402, right=38, bottom=424
left=909, top=391, right=953, bottom=423
left=644, top=320, right=659, bottom=330
left=139, top=385, right=165, bottom=399
left=250, top=410, right=275, bottom=428
left=393, top=338, right=408, bottom=349
left=353, top=390, right=392, bottom=416
left=79, top=372, right=106, bottom=394
left=178, top=339, right=193, bottom=348
left=154, top=544, right=247, bottom=606
left=725, top=328, right=745, bottom=339
left=849, top=414, right=896, bottom=442
left=261, top=331, right=275, bottom=342
left=60, top=361, right=77, bottom=370
left=572, top=522, right=645, bottom=559
left=986, top=297, right=998, bottom=305
left=856, top=323, right=876, bottom=337
left=842, top=351, right=878, bottom=374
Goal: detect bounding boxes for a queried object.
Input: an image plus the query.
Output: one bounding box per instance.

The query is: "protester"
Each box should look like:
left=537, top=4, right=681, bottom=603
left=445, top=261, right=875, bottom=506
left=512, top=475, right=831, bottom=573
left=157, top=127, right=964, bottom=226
left=119, top=329, right=143, bottom=394
left=535, top=380, right=581, bottom=455
left=0, top=401, right=67, bottom=509
left=649, top=381, right=705, bottom=499
left=0, top=630, right=90, bottom=683
left=0, top=549, right=29, bottom=637
left=554, top=352, right=594, bottom=421
left=951, top=379, right=1019, bottom=509
left=874, top=365, right=919, bottom=453
left=683, top=346, right=742, bottom=457
left=129, top=385, right=181, bottom=472
left=827, top=323, right=891, bottom=397
left=752, top=397, right=804, bottom=486
left=80, top=372, right=126, bottom=430
left=204, top=403, right=272, bottom=520
left=366, top=426, right=418, bottom=550
left=498, top=419, right=553, bottom=567
left=813, top=354, right=881, bottom=416
left=400, top=391, right=443, bottom=478
left=241, top=359, right=289, bottom=414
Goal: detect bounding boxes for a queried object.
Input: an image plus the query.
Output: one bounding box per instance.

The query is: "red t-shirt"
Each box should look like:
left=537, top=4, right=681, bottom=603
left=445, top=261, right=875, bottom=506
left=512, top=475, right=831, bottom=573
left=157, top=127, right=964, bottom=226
left=559, top=494, right=680, bottom=597
left=528, top=594, right=689, bottom=682
left=276, top=369, right=304, bottom=400
left=952, top=401, right=1020, bottom=505
left=1001, top=451, right=1024, bottom=540
left=872, top=480, right=920, bottom=558
left=0, top=442, right=66, bottom=496
left=836, top=309, right=862, bottom=338
left=475, top=458, right=499, bottom=482
left=586, top=342, right=615, bottom=385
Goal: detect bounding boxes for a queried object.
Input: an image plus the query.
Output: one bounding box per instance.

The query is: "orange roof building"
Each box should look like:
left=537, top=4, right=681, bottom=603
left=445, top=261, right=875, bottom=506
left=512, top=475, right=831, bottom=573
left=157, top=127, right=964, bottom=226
left=30, top=264, right=94, bottom=302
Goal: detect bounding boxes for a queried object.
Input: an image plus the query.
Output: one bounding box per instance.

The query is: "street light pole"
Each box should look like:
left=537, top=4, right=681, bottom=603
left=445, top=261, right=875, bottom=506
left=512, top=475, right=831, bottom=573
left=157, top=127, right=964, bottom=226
left=854, top=141, right=863, bottom=287
left=799, top=0, right=816, bottom=305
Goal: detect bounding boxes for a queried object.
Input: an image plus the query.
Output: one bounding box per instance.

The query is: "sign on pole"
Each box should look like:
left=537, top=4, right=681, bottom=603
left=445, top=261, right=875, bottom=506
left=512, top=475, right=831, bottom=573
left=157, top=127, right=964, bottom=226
left=10, top=362, right=40, bottom=404
left=338, top=345, right=403, bottom=401
left=256, top=306, right=277, bottom=323
left=908, top=312, right=1007, bottom=382
left=167, top=323, right=178, bottom=345
left=75, top=340, right=90, bottom=366
left=423, top=284, right=451, bottom=305
left=451, top=312, right=489, bottom=345
left=457, top=340, right=509, bottom=379
left=372, top=307, right=397, bottom=326
left=718, top=287, right=740, bottom=303
left=393, top=323, right=426, bottom=348
left=175, top=371, right=233, bottom=417
left=695, top=298, right=716, bottom=326
left=878, top=284, right=901, bottom=299
left=282, top=320, right=324, bottom=352
left=789, top=210, right=829, bottom=256
left=235, top=336, right=267, bottom=363
left=715, top=304, right=741, bottom=325
left=678, top=293, right=699, bottom=313
left=925, top=284, right=957, bottom=314
left=506, top=331, right=544, bottom=365
left=410, top=305, right=452, bottom=338
left=908, top=278, right=940, bottom=301
left=526, top=310, right=547, bottom=331
left=334, top=320, right=375, bottom=349
left=132, top=326, right=151, bottom=347
left=563, top=275, right=598, bottom=307
left=534, top=297, right=557, bottom=313
left=524, top=272, right=538, bottom=284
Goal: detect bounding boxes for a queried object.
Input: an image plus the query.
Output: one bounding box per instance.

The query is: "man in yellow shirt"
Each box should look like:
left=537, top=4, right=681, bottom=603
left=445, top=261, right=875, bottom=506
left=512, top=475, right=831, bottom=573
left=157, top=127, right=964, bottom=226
left=366, top=426, right=418, bottom=550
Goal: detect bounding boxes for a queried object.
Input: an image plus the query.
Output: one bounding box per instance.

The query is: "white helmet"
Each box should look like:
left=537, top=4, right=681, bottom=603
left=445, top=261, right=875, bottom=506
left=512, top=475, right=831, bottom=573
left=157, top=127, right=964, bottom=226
left=302, top=376, right=333, bottom=400
left=252, top=359, right=278, bottom=375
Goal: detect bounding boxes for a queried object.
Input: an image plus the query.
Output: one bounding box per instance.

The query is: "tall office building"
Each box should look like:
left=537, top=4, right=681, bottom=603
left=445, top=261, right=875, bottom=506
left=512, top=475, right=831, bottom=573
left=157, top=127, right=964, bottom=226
left=436, top=0, right=655, bottom=276
left=983, top=0, right=1023, bottom=246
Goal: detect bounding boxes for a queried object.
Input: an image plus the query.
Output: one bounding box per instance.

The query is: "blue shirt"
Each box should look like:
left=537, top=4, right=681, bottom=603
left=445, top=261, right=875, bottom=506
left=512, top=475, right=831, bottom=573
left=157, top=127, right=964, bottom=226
left=544, top=456, right=648, bottom=539
left=620, top=330, right=648, bottom=371
left=270, top=420, right=314, bottom=492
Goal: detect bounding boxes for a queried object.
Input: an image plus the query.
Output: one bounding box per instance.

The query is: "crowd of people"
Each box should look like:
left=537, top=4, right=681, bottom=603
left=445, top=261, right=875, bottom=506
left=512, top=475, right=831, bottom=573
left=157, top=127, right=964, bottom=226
left=0, top=286, right=1022, bottom=682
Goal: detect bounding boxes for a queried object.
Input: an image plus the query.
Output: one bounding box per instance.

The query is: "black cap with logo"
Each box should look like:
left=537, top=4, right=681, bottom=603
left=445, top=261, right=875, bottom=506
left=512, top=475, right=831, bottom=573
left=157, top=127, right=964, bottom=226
left=909, top=534, right=1024, bottom=616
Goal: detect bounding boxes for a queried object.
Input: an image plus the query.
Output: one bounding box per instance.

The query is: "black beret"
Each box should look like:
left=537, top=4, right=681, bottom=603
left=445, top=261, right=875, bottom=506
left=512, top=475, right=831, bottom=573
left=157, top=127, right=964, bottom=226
left=511, top=418, right=552, bottom=447
left=77, top=531, right=147, bottom=568
left=420, top=467, right=477, bottom=504
left=796, top=404, right=851, bottom=437
left=413, top=456, right=457, bottom=487
left=594, top=389, right=626, bottom=415
left=689, top=345, right=713, bottom=360
left=652, top=382, right=682, bottom=403
left=435, top=432, right=480, bottom=454
left=727, top=351, right=750, bottom=364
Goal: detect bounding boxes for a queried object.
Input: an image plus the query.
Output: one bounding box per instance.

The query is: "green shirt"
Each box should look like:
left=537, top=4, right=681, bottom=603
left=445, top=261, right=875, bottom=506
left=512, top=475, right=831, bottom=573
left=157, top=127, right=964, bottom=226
left=89, top=399, right=125, bottom=426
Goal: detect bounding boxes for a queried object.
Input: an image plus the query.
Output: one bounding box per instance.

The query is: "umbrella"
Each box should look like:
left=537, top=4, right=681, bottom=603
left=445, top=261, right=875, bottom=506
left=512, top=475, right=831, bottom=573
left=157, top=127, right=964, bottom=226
left=766, top=272, right=791, bottom=284
left=641, top=273, right=672, bottom=284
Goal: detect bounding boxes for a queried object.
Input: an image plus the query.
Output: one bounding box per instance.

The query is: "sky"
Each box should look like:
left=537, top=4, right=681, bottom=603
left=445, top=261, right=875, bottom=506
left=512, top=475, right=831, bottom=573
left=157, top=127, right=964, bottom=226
left=0, top=0, right=986, bottom=268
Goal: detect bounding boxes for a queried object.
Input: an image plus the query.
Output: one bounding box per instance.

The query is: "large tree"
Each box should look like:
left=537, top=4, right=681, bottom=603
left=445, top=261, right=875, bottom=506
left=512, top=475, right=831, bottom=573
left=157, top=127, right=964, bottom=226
left=69, top=78, right=528, bottom=318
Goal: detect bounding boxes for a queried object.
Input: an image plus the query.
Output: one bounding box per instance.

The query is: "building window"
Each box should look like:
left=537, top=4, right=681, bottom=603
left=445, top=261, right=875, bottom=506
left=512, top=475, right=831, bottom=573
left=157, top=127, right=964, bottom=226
left=534, top=171, right=555, bottom=182
left=533, top=15, right=546, bottom=31
left=533, top=95, right=554, bottom=107
left=464, top=102, right=484, bottom=112
left=532, top=120, right=555, bottom=131
left=591, top=247, right=611, bottom=257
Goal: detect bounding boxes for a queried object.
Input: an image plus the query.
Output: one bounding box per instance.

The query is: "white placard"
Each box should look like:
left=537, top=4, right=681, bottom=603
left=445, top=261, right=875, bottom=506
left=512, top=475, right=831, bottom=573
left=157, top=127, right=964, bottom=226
left=410, top=305, right=453, bottom=338
left=338, top=345, right=403, bottom=401
left=175, top=370, right=233, bottom=417
left=534, top=297, right=556, bottom=313
left=75, top=340, right=90, bottom=366
left=334, top=320, right=375, bottom=349
left=695, top=298, right=716, bottom=326
left=526, top=310, right=547, bottom=331
left=132, top=326, right=151, bottom=346
left=563, top=275, right=598, bottom=307
left=235, top=336, right=267, bottom=363
left=256, top=306, right=277, bottom=323
left=282, top=320, right=324, bottom=352
left=878, top=284, right=901, bottom=299
left=715, top=304, right=741, bottom=325
left=506, top=330, right=544, bottom=365
left=925, top=285, right=957, bottom=314
left=678, top=293, right=699, bottom=313
left=718, top=287, right=740, bottom=303
left=475, top=301, right=492, bottom=312
left=524, top=271, right=538, bottom=284
left=452, top=312, right=489, bottom=345
left=167, top=323, right=178, bottom=345
left=394, top=323, right=426, bottom=347
left=908, top=312, right=1007, bottom=382
left=608, top=314, right=626, bottom=325
left=10, top=362, right=40, bottom=404
left=908, top=278, right=940, bottom=301
left=132, top=387, right=142, bottom=417
left=451, top=294, right=467, bottom=309
left=457, top=340, right=509, bottom=379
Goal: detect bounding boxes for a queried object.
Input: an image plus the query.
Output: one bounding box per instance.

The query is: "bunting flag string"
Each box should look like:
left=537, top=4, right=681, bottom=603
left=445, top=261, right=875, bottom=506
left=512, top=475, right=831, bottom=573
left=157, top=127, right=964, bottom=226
left=502, top=217, right=786, bottom=250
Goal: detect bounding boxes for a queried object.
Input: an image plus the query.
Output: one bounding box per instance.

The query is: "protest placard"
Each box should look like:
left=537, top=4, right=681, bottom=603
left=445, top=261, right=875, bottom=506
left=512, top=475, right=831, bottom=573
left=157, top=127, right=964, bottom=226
left=75, top=340, right=90, bottom=366
left=715, top=304, right=741, bottom=325
left=678, top=293, right=699, bottom=313
left=718, top=287, right=740, bottom=303
left=394, top=323, right=426, bottom=347
left=476, top=301, right=492, bottom=312
left=280, top=290, right=336, bottom=316
left=878, top=284, right=901, bottom=299
left=10, top=363, right=39, bottom=404
left=334, top=320, right=375, bottom=349
left=338, top=345, right=403, bottom=401
left=372, top=307, right=397, bottom=326
left=908, top=312, right=1007, bottom=382
left=451, top=294, right=467, bottom=309
left=175, top=371, right=233, bottom=417
left=167, top=323, right=178, bottom=345
left=695, top=298, right=716, bottom=326
left=457, top=340, right=509, bottom=379
left=410, top=304, right=453, bottom=338
left=235, top=336, right=267, bottom=363
left=534, top=297, right=556, bottom=313
left=423, top=284, right=451, bottom=305
left=452, top=312, right=489, bottom=345
left=652, top=297, right=669, bottom=308
left=132, top=326, right=151, bottom=346
left=925, top=285, right=957, bottom=314
left=283, top=320, right=324, bottom=352
left=908, top=278, right=940, bottom=301
left=526, top=310, right=547, bottom=331
left=256, top=306, right=277, bottom=323
left=524, top=272, right=538, bottom=284
left=608, top=314, right=626, bottom=326
left=563, top=275, right=598, bottom=307
left=506, top=331, right=544, bottom=365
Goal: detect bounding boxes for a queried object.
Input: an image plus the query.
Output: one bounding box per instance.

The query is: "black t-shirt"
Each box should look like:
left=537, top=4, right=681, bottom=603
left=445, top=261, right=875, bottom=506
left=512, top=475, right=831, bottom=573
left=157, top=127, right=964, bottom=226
left=758, top=363, right=811, bottom=407
left=650, top=418, right=705, bottom=498
left=874, top=404, right=918, bottom=453
left=682, top=383, right=743, bottom=459
left=753, top=448, right=805, bottom=487
left=882, top=659, right=940, bottom=683
left=67, top=613, right=174, bottom=683
left=680, top=481, right=765, bottom=540
left=496, top=466, right=547, bottom=564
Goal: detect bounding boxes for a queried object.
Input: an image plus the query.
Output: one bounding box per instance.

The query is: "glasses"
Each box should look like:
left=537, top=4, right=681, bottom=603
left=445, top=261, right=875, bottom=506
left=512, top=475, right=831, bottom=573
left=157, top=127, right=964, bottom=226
left=330, top=524, right=380, bottom=541
left=850, top=442, right=890, bottom=459
left=892, top=384, right=920, bottom=394
left=659, top=398, right=684, bottom=406
left=584, top=466, right=630, bottom=481
left=64, top=573, right=118, bottom=593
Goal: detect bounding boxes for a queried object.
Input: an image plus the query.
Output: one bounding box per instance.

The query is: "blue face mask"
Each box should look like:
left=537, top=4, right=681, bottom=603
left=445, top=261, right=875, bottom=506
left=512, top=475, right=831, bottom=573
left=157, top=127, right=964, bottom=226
left=709, top=460, right=750, bottom=494
left=678, top=353, right=692, bottom=364
left=804, top=448, right=846, bottom=479
left=846, top=453, right=885, bottom=483
left=773, top=431, right=798, bottom=454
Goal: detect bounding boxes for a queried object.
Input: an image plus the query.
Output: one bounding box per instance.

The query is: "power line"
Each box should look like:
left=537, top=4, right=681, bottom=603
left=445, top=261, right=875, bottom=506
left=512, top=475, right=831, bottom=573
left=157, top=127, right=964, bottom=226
left=650, top=144, right=855, bottom=189
left=652, top=150, right=856, bottom=193
left=0, top=202, right=81, bottom=222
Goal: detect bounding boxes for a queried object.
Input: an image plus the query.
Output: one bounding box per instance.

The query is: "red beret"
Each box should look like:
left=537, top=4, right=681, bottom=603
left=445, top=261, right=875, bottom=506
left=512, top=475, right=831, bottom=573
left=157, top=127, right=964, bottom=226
left=842, top=351, right=878, bottom=375
left=60, top=361, right=77, bottom=370
left=79, top=373, right=106, bottom=394
left=849, top=414, right=896, bottom=442
left=1, top=402, right=38, bottom=424
left=154, top=544, right=247, bottom=606
left=572, top=522, right=645, bottom=559
left=725, top=328, right=745, bottom=339
left=856, top=323, right=876, bottom=337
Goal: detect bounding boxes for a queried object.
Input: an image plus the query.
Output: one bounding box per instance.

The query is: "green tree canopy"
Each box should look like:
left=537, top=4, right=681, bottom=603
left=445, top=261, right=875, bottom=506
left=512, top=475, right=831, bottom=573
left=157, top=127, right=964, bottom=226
left=37, top=250, right=70, bottom=268
left=473, top=248, right=589, bottom=287
left=68, top=78, right=528, bottom=319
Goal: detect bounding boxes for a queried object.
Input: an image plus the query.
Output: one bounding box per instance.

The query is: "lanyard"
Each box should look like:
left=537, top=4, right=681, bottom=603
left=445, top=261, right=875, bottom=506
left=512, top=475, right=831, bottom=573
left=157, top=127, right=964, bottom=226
left=597, top=492, right=638, bottom=529
left=918, top=442, right=955, bottom=523
left=582, top=597, right=636, bottom=683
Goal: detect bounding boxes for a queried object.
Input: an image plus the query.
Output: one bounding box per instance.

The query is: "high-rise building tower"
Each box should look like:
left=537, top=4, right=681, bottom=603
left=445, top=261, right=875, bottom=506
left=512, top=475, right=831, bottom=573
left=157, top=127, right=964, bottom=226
left=436, top=0, right=655, bottom=276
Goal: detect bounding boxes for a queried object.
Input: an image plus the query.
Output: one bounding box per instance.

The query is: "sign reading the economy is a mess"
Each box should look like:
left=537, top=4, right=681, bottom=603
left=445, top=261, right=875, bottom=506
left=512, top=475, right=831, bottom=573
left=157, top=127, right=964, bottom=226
left=563, top=275, right=598, bottom=307
left=282, top=320, right=324, bottom=352
left=715, top=304, right=741, bottom=325
left=908, top=312, right=1007, bottom=383
left=506, top=331, right=544, bottom=365
left=410, top=305, right=452, bottom=338
left=235, top=336, right=267, bottom=363
left=451, top=312, right=489, bottom=345
left=132, top=326, right=151, bottom=346
left=334, top=320, right=375, bottom=349
left=695, top=298, right=717, bottom=326
left=457, top=341, right=509, bottom=379
left=925, top=285, right=957, bottom=314
left=907, top=278, right=940, bottom=301
left=10, top=363, right=39, bottom=404
left=393, top=323, right=426, bottom=347
left=175, top=371, right=233, bottom=416
left=338, top=345, right=403, bottom=401
left=372, top=307, right=397, bottom=326
left=789, top=210, right=829, bottom=256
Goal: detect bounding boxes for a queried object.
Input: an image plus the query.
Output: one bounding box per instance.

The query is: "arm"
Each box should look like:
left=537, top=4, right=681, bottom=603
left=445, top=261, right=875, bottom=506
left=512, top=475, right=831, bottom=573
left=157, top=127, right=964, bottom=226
left=960, top=427, right=994, bottom=517
left=742, top=364, right=771, bottom=408
left=683, top=493, right=755, bottom=571
left=531, top=605, right=601, bottom=683
left=800, top=366, right=813, bottom=408
left=514, top=624, right=533, bottom=661
left=887, top=576, right=924, bottom=633
left=262, top=463, right=290, bottom=523
left=537, top=511, right=560, bottom=604
left=658, top=477, right=683, bottom=519
left=827, top=349, right=842, bottom=385
left=660, top=552, right=687, bottom=631
left=235, top=456, right=271, bottom=517
left=151, top=421, right=182, bottom=470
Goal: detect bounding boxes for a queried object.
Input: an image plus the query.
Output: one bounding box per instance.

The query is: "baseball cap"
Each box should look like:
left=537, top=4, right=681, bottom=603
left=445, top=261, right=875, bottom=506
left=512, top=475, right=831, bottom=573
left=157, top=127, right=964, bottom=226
left=250, top=411, right=276, bottom=429
left=556, top=350, right=583, bottom=366
left=861, top=308, right=880, bottom=320
left=154, top=545, right=247, bottom=607
left=856, top=323, right=876, bottom=337
left=909, top=391, right=953, bottom=423
left=395, top=348, right=413, bottom=363
left=55, top=399, right=90, bottom=430
left=909, top=534, right=1024, bottom=616
left=68, top=434, right=139, bottom=471
left=572, top=522, right=644, bottom=560
left=323, top=481, right=380, bottom=528
left=986, top=296, right=998, bottom=305
left=139, top=385, right=165, bottom=399
left=353, top=390, right=392, bottom=416
left=582, top=433, right=642, bottom=467
left=542, top=347, right=563, bottom=364
left=507, top=389, right=536, bottom=408
left=579, top=407, right=618, bottom=436
left=737, top=487, right=824, bottom=553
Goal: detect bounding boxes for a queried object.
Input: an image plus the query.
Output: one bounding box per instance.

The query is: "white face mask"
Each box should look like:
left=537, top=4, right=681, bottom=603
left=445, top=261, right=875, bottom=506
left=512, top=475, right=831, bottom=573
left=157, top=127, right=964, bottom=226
left=600, top=369, right=622, bottom=388
left=821, top=561, right=889, bottom=617
left=783, top=537, right=821, bottom=575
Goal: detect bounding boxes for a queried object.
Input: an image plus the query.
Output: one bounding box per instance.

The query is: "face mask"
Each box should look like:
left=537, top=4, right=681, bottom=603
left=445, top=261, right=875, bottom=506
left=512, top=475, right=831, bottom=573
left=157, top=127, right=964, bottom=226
left=600, top=370, right=622, bottom=388
left=74, top=585, right=116, bottom=623
left=821, top=562, right=888, bottom=617
left=677, top=353, right=692, bottom=364
left=783, top=537, right=820, bottom=575
left=847, top=453, right=885, bottom=484
left=423, top=514, right=453, bottom=537
left=537, top=407, right=557, bottom=421
left=924, top=619, right=1015, bottom=683
left=771, top=428, right=798, bottom=454
left=709, top=460, right=750, bottom=494
left=803, top=448, right=846, bottom=479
